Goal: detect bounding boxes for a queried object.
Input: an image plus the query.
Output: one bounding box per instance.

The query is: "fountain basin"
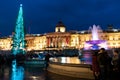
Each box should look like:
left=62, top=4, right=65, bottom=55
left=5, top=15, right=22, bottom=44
left=48, top=62, right=94, bottom=79
left=48, top=57, right=94, bottom=79
left=84, top=25, right=108, bottom=50
left=24, top=59, right=46, bottom=67
left=86, top=40, right=106, bottom=44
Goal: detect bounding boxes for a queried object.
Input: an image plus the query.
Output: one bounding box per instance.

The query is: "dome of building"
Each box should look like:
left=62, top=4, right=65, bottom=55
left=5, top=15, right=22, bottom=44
left=55, top=21, right=66, bottom=32
left=56, top=21, right=65, bottom=27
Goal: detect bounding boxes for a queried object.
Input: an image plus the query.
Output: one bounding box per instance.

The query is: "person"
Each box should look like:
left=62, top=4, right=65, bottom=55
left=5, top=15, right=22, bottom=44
left=45, top=53, right=50, bottom=69
left=97, top=48, right=111, bottom=80
left=92, top=51, right=100, bottom=80
left=0, top=54, right=6, bottom=65
left=111, top=50, right=120, bottom=80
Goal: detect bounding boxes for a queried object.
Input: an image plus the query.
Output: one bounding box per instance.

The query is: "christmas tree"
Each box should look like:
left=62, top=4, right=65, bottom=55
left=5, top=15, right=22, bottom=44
left=12, top=4, right=26, bottom=55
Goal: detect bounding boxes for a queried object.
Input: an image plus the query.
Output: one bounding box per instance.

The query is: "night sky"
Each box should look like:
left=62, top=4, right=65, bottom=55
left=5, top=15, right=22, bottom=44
left=0, top=0, right=120, bottom=37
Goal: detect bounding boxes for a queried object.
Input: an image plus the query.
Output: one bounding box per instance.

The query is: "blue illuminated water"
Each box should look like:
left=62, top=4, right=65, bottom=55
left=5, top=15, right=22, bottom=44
left=10, top=60, right=24, bottom=80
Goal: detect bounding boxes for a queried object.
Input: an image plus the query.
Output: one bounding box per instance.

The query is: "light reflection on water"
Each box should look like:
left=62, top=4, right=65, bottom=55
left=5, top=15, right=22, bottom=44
left=0, top=58, right=91, bottom=80
left=3, top=65, right=83, bottom=80
left=10, top=60, right=46, bottom=80
left=11, top=60, right=24, bottom=80
left=50, top=57, right=81, bottom=64
left=50, top=56, right=92, bottom=64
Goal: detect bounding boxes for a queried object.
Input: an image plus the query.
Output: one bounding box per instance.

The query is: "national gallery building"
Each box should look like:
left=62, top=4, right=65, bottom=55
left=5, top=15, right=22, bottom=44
left=0, top=21, right=120, bottom=51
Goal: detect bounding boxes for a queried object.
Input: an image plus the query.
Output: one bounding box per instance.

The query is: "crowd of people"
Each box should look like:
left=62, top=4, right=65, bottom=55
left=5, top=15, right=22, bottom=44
left=92, top=48, right=120, bottom=80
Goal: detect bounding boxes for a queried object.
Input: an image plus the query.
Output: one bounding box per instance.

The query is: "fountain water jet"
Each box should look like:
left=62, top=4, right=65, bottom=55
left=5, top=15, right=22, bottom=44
left=84, top=25, right=107, bottom=50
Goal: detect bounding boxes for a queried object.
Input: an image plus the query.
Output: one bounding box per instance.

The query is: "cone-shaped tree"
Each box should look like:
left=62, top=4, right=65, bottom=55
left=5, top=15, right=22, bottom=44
left=11, top=4, right=26, bottom=55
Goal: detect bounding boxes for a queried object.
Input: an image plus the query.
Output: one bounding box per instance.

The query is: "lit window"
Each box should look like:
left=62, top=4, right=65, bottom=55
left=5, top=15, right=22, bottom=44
left=107, top=43, right=110, bottom=45
left=113, top=43, right=116, bottom=45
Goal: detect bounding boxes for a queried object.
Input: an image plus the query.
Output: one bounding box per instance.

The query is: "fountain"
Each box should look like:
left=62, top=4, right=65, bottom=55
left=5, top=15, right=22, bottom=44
left=47, top=25, right=108, bottom=79
left=84, top=25, right=107, bottom=50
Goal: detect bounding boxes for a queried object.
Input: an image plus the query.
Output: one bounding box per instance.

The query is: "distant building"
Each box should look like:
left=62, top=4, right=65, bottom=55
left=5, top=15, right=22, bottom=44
left=0, top=21, right=120, bottom=51
left=0, top=37, right=12, bottom=50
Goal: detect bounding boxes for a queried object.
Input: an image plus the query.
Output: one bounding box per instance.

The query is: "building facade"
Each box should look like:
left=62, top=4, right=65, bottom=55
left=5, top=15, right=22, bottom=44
left=0, top=22, right=120, bottom=51
left=0, top=37, right=12, bottom=50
